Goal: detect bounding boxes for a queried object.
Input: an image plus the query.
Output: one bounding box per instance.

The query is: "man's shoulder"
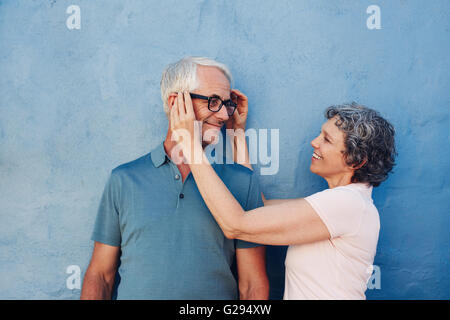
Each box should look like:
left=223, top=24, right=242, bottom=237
left=215, top=163, right=259, bottom=193
left=215, top=163, right=262, bottom=210
left=216, top=162, right=254, bottom=174
left=111, top=152, right=152, bottom=176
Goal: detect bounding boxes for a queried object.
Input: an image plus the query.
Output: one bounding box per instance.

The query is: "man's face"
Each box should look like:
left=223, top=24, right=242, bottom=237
left=190, top=66, right=231, bottom=145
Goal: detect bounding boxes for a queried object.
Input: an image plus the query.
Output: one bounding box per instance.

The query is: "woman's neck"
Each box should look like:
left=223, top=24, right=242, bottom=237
left=325, top=173, right=353, bottom=189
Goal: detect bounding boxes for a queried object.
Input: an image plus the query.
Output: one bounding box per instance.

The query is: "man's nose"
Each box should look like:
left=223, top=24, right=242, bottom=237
left=216, top=104, right=230, bottom=121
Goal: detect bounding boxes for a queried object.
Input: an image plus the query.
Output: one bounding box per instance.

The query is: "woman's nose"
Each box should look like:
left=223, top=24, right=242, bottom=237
left=311, top=136, right=320, bottom=149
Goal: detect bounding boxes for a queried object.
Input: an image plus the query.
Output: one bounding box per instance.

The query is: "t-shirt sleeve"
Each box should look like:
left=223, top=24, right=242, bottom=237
left=304, top=187, right=366, bottom=238
left=91, top=171, right=122, bottom=247
left=236, top=170, right=265, bottom=249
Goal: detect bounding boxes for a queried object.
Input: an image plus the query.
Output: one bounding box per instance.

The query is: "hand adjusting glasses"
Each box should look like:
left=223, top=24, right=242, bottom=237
left=189, top=93, right=237, bottom=116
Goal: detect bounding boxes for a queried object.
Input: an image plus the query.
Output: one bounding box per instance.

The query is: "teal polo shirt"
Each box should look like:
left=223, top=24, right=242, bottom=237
left=91, top=142, right=264, bottom=299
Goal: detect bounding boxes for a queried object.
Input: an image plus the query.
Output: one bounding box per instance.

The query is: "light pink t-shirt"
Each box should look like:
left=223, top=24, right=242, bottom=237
left=284, top=183, right=380, bottom=300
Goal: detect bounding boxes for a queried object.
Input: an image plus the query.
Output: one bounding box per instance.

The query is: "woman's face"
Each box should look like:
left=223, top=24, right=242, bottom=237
left=310, top=116, right=354, bottom=181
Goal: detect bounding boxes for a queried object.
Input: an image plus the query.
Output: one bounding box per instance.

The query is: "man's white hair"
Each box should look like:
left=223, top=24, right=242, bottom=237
left=160, top=56, right=233, bottom=116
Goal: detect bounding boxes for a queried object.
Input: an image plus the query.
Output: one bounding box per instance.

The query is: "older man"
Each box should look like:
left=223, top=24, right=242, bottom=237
left=80, top=57, right=269, bottom=299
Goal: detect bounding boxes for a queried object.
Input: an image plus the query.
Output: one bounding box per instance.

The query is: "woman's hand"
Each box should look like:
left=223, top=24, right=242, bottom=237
left=227, top=89, right=251, bottom=168
left=226, top=89, right=249, bottom=131
left=169, top=91, right=200, bottom=164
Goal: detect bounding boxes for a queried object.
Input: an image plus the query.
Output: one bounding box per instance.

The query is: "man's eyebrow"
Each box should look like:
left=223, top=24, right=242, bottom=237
left=209, top=93, right=231, bottom=100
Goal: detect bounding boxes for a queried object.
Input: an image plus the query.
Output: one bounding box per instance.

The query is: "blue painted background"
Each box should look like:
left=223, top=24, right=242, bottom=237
left=0, top=0, right=449, bottom=299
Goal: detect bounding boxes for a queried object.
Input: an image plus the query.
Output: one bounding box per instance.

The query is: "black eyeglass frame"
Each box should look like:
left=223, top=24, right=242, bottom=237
left=189, top=93, right=237, bottom=116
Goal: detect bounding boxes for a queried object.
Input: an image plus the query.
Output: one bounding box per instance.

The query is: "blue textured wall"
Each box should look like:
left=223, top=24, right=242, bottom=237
left=0, top=0, right=449, bottom=299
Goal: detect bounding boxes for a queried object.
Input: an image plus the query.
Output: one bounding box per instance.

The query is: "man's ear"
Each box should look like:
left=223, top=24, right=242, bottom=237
left=167, top=93, right=178, bottom=110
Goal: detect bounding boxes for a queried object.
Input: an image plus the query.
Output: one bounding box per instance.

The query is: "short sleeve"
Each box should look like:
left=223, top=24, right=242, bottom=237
left=236, top=170, right=265, bottom=249
left=304, top=187, right=366, bottom=238
left=91, top=171, right=122, bottom=247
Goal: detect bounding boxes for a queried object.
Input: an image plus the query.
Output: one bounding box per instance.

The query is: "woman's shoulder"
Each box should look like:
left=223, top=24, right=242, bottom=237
left=320, top=183, right=372, bottom=200
left=306, top=183, right=372, bottom=215
left=335, top=183, right=373, bottom=204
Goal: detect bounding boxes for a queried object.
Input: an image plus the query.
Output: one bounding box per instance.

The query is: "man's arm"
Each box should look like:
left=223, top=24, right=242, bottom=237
left=236, top=246, right=269, bottom=300
left=80, top=242, right=120, bottom=300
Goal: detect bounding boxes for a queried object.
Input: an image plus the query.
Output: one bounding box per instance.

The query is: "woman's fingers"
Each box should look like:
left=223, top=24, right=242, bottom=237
left=232, top=107, right=242, bottom=123
left=231, top=89, right=248, bottom=113
left=177, top=92, right=185, bottom=120
left=231, top=89, right=248, bottom=109
left=230, top=89, right=248, bottom=130
left=170, top=92, right=197, bottom=143
left=174, top=91, right=195, bottom=121
left=183, top=91, right=195, bottom=119
left=170, top=97, right=179, bottom=132
left=231, top=88, right=248, bottom=101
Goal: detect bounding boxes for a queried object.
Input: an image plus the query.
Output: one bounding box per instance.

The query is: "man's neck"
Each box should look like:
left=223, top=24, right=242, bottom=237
left=163, top=131, right=193, bottom=183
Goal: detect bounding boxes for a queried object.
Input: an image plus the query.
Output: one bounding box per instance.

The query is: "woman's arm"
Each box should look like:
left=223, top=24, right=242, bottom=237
left=189, top=154, right=330, bottom=245
left=227, top=91, right=295, bottom=206
left=171, top=92, right=330, bottom=246
left=261, top=193, right=298, bottom=206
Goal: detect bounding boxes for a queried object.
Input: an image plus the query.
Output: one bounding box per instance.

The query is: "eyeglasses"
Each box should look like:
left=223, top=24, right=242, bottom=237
left=189, top=93, right=237, bottom=116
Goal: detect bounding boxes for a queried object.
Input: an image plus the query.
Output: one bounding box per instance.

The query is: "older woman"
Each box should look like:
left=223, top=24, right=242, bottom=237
left=170, top=91, right=396, bottom=300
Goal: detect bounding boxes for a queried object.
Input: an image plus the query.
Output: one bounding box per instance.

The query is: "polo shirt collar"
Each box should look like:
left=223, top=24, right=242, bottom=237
left=150, top=142, right=168, bottom=168
left=150, top=140, right=231, bottom=169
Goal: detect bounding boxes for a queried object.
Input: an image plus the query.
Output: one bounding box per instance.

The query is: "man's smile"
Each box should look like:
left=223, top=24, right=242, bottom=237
left=204, top=121, right=224, bottom=128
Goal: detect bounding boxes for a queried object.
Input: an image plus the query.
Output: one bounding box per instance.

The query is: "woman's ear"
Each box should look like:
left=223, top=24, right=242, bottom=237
left=352, top=159, right=367, bottom=170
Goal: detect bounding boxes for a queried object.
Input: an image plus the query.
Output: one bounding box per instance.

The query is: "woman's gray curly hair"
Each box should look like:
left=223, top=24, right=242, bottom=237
left=325, top=103, right=397, bottom=187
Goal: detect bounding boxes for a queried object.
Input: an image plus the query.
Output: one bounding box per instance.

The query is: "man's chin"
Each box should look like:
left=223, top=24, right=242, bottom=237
left=203, top=122, right=223, bottom=129
left=202, top=125, right=222, bottom=146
